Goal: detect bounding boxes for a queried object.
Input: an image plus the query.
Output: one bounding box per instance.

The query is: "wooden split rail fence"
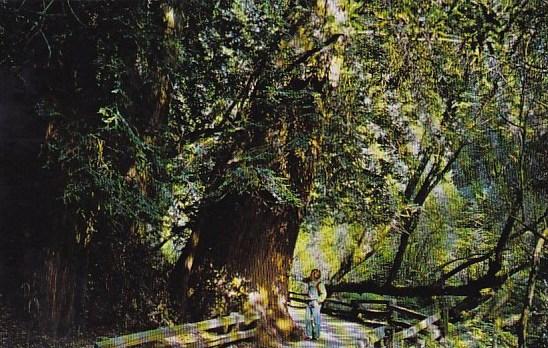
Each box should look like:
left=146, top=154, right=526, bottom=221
left=94, top=293, right=445, bottom=347
left=94, top=312, right=259, bottom=348
left=289, top=292, right=445, bottom=347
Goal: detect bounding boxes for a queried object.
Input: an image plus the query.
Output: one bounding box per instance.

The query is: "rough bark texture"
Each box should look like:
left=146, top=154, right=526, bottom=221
left=171, top=193, right=308, bottom=346
left=0, top=67, right=86, bottom=335
left=188, top=195, right=301, bottom=318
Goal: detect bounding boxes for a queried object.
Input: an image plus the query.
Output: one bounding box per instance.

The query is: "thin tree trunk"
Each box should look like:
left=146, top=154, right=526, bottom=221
left=386, top=144, right=465, bottom=285
left=517, top=229, right=546, bottom=347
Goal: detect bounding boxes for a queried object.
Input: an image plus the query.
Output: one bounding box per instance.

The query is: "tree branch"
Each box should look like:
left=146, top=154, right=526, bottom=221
left=439, top=252, right=493, bottom=283
left=330, top=262, right=528, bottom=298
left=426, top=143, right=467, bottom=195
left=517, top=229, right=546, bottom=347
left=284, top=33, right=344, bottom=72
left=385, top=143, right=467, bottom=285
left=403, top=150, right=430, bottom=201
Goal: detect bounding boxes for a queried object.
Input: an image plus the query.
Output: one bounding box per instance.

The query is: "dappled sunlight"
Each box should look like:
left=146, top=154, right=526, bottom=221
left=0, top=0, right=545, bottom=347
left=276, top=318, right=293, bottom=334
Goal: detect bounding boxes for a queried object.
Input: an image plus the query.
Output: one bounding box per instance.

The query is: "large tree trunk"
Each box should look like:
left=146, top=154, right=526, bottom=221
left=35, top=245, right=88, bottom=335
left=0, top=66, right=89, bottom=336
left=186, top=195, right=302, bottom=333
left=172, top=100, right=319, bottom=342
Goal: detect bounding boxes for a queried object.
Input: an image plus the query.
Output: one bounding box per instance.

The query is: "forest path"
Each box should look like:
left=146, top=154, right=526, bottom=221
left=284, top=307, right=371, bottom=348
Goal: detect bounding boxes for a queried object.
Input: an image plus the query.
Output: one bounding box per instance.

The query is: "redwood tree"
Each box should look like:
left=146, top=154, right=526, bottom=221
left=168, top=1, right=349, bottom=341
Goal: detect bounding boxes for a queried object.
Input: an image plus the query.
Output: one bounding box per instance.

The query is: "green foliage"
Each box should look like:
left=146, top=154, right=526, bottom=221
left=294, top=0, right=547, bottom=344
left=189, top=267, right=250, bottom=319
left=293, top=218, right=370, bottom=280
left=1, top=0, right=321, bottom=328
left=1, top=0, right=546, bottom=343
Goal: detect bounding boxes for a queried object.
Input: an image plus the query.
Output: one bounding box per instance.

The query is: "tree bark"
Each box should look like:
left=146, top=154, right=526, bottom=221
left=517, top=229, right=546, bottom=347
left=185, top=195, right=301, bottom=322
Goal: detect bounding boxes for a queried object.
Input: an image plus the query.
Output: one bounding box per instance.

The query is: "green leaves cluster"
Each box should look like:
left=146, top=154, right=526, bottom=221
left=295, top=1, right=546, bottom=345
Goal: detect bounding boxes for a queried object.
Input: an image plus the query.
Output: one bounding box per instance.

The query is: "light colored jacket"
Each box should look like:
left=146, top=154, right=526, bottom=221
left=307, top=280, right=327, bottom=307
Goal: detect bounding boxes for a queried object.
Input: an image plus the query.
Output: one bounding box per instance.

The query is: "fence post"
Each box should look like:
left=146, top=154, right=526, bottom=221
left=383, top=326, right=394, bottom=348
left=388, top=298, right=398, bottom=327
left=230, top=312, right=241, bottom=333
left=441, top=301, right=449, bottom=340
left=385, top=299, right=398, bottom=348
left=351, top=300, right=359, bottom=320
left=435, top=296, right=449, bottom=341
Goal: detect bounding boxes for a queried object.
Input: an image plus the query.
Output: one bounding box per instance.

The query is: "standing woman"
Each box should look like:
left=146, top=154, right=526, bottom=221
left=305, top=269, right=327, bottom=340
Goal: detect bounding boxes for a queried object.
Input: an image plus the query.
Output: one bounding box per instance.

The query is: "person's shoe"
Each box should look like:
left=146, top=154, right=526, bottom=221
left=305, top=336, right=313, bottom=340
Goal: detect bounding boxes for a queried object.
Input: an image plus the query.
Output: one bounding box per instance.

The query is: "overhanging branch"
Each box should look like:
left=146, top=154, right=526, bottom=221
left=284, top=34, right=344, bottom=72
left=329, top=262, right=528, bottom=298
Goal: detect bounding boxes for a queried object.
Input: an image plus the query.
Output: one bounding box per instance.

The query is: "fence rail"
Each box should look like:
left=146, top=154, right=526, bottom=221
left=96, top=293, right=445, bottom=347
left=94, top=312, right=259, bottom=348
left=367, top=313, right=442, bottom=347
left=288, top=292, right=445, bottom=346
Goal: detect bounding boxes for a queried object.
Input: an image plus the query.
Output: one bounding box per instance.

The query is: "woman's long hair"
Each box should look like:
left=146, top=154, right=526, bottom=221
left=305, top=269, right=321, bottom=282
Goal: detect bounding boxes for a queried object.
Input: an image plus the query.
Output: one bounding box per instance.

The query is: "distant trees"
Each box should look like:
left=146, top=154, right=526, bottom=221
left=295, top=1, right=547, bottom=346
